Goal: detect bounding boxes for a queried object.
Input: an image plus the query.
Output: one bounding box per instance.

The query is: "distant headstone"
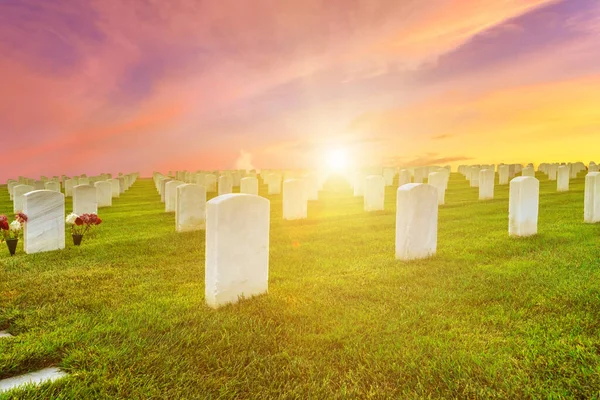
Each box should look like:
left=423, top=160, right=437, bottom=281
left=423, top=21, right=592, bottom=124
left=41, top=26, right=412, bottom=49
left=95, top=181, right=112, bottom=208
left=584, top=172, right=600, bottom=223
left=205, top=174, right=217, bottom=192
left=267, top=174, right=282, bottom=195
left=398, top=169, right=411, bottom=186
left=557, top=165, right=570, bottom=192
left=218, top=175, right=233, bottom=196
left=23, top=190, right=65, bottom=254
left=498, top=165, right=510, bottom=185
left=364, top=175, right=385, bottom=211
left=72, top=185, right=98, bottom=215
left=469, top=166, right=480, bottom=187
left=176, top=184, right=206, bottom=232
left=427, top=172, right=446, bottom=205
left=108, top=178, right=120, bottom=198
left=13, top=184, right=34, bottom=213
left=509, top=177, right=539, bottom=237
left=240, top=177, right=259, bottom=196
left=205, top=194, right=270, bottom=308
left=521, top=166, right=535, bottom=177
left=44, top=181, right=60, bottom=192
left=479, top=169, right=494, bottom=200
left=78, top=177, right=90, bottom=186
left=165, top=180, right=185, bottom=212
left=395, top=184, right=438, bottom=260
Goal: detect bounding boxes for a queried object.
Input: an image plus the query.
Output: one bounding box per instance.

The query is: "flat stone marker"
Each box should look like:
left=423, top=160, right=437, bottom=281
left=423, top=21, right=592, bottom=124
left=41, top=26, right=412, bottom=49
left=427, top=172, right=446, bottom=205
left=240, top=177, right=259, bottom=196
left=72, top=185, right=98, bottom=215
left=557, top=165, right=570, bottom=192
left=13, top=184, right=34, bottom=213
left=176, top=184, right=206, bottom=232
left=509, top=176, right=539, bottom=237
left=95, top=181, right=112, bottom=208
left=23, top=190, right=65, bottom=254
left=584, top=172, right=600, bottom=223
left=398, top=169, right=411, bottom=186
left=205, top=194, right=270, bottom=308
left=283, top=179, right=307, bottom=220
left=395, top=184, right=438, bottom=260
left=0, top=367, right=68, bottom=394
left=165, top=180, right=185, bottom=212
left=218, top=175, right=233, bottom=196
left=479, top=169, right=494, bottom=200
left=364, top=175, right=385, bottom=211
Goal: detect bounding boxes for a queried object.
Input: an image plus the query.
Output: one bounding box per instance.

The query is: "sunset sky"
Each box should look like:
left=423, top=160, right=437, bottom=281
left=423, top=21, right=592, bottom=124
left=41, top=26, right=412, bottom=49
left=1, top=0, right=599, bottom=180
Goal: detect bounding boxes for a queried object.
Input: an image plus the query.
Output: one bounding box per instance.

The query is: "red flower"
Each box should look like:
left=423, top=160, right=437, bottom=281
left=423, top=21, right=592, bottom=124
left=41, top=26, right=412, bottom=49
left=95, top=218, right=102, bottom=225
left=75, top=217, right=83, bottom=226
left=0, top=215, right=7, bottom=224
left=16, top=212, right=27, bottom=223
left=0, top=220, right=8, bottom=231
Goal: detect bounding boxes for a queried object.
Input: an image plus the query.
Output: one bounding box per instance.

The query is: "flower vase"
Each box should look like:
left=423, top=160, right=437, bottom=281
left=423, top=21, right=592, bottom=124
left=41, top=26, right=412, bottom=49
left=72, top=234, right=83, bottom=246
left=6, top=239, right=18, bottom=256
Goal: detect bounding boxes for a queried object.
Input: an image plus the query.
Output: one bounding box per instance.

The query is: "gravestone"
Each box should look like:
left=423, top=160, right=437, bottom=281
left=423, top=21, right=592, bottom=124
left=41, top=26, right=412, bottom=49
left=72, top=185, right=98, bottom=215
left=509, top=176, right=539, bottom=237
left=78, top=177, right=90, bottom=186
left=176, top=184, right=206, bottom=232
left=118, top=177, right=126, bottom=194
left=521, top=166, right=535, bottom=177
left=413, top=167, right=426, bottom=184
left=205, top=174, right=217, bottom=192
left=44, top=181, right=61, bottom=192
left=13, top=184, right=34, bottom=213
left=160, top=178, right=173, bottom=202
left=548, top=164, right=558, bottom=181
left=33, top=180, right=45, bottom=190
left=205, top=194, right=270, bottom=308
left=218, top=175, right=233, bottom=196
left=8, top=181, right=17, bottom=201
left=283, top=179, right=307, bottom=220
left=584, top=172, right=600, bottom=223
left=498, top=165, right=510, bottom=185
left=240, top=177, right=259, bottom=195
left=64, top=179, right=75, bottom=197
left=383, top=168, right=395, bottom=186
left=427, top=172, right=446, bottom=205
left=398, top=169, right=411, bottom=186
left=108, top=178, right=120, bottom=198
left=557, top=165, right=570, bottom=192
left=267, top=174, right=282, bottom=195
left=479, top=169, right=494, bottom=200
left=95, top=181, right=112, bottom=208
left=165, top=180, right=185, bottom=212
left=395, top=184, right=438, bottom=260
left=23, top=190, right=65, bottom=254
left=364, top=175, right=385, bottom=211
left=469, top=166, right=480, bottom=187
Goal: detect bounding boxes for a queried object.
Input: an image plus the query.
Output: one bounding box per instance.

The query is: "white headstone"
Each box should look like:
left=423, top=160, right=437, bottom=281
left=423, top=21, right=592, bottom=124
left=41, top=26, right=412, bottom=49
left=218, top=175, right=233, bottom=196
left=165, top=180, right=185, bottom=212
left=78, top=177, right=90, bottom=186
left=469, top=166, right=480, bottom=187
left=584, top=172, right=600, bottom=223
left=548, top=164, right=558, bottom=181
left=205, top=194, right=270, bottom=308
left=267, top=174, right=282, bottom=195
left=395, top=184, right=438, bottom=260
left=479, top=169, right=494, bottom=200
left=240, top=177, right=259, bottom=196
left=364, top=175, right=385, bottom=211
left=176, top=184, right=206, bottom=232
left=44, top=181, right=60, bottom=192
left=159, top=178, right=172, bottom=202
left=205, top=174, right=217, bottom=192
left=521, top=166, right=535, bottom=177
left=23, top=190, right=65, bottom=254
left=509, top=176, right=539, bottom=237
left=108, top=178, right=120, bottom=198
left=72, top=185, right=98, bottom=215
left=95, top=181, right=112, bottom=208
left=557, top=165, right=570, bottom=192
left=283, top=179, right=307, bottom=220
left=427, top=172, right=446, bottom=205
left=398, top=169, right=411, bottom=187
left=13, top=184, right=34, bottom=213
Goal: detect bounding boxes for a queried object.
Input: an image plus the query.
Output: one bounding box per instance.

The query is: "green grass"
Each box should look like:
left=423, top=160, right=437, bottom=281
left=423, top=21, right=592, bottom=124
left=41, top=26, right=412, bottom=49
left=1, top=172, right=599, bottom=399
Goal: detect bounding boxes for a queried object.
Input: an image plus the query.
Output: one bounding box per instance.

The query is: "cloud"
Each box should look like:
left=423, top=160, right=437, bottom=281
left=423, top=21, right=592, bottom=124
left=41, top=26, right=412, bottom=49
left=234, top=149, right=255, bottom=171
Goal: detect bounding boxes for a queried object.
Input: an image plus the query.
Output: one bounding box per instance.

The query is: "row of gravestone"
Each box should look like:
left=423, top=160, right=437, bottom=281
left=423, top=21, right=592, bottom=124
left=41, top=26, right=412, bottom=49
left=1, top=174, right=138, bottom=254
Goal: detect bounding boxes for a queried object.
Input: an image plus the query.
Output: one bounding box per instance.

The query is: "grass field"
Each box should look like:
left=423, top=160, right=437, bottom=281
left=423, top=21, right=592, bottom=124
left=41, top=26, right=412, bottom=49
left=1, top=172, right=599, bottom=399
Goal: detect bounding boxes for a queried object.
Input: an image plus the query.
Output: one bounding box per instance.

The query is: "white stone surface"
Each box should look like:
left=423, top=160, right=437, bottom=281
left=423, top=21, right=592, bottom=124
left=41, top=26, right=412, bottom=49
left=23, top=190, right=65, bottom=254
left=95, top=181, right=112, bottom=208
left=469, top=166, right=480, bottom=187
left=165, top=180, right=185, bottom=212
left=521, top=166, right=535, bottom=177
left=414, top=167, right=426, bottom=184
left=218, top=175, right=233, bottom=196
left=398, top=169, right=411, bottom=187
left=205, top=194, right=270, bottom=308
left=267, top=174, right=282, bottom=195
left=72, top=185, right=98, bottom=215
left=108, top=178, right=120, bottom=198
left=78, top=177, right=90, bottom=186
left=159, top=178, right=172, bottom=202
left=589, top=164, right=599, bottom=173
left=557, top=165, right=570, bottom=192
left=584, top=172, right=600, bottom=223
left=395, top=184, right=438, bottom=260
left=283, top=179, right=307, bottom=220
left=240, top=177, right=259, bottom=195
left=0, top=331, right=13, bottom=338
left=509, top=176, right=539, bottom=237
left=364, top=175, right=385, bottom=211
left=13, top=185, right=34, bottom=213
left=0, top=367, right=68, bottom=394
left=205, top=174, right=217, bottom=192
left=479, top=169, right=495, bottom=200
left=548, top=164, right=558, bottom=181
left=44, top=181, right=60, bottom=192
left=176, top=184, right=206, bottom=232
left=427, top=172, right=446, bottom=205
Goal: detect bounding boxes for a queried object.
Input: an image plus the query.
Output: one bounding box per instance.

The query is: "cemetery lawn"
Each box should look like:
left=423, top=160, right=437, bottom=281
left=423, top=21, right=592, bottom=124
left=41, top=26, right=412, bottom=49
left=1, top=173, right=600, bottom=399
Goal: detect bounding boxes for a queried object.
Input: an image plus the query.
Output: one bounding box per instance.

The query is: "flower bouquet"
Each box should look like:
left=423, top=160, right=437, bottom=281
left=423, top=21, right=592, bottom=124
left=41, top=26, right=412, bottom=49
left=0, top=213, right=28, bottom=256
left=66, top=213, right=102, bottom=246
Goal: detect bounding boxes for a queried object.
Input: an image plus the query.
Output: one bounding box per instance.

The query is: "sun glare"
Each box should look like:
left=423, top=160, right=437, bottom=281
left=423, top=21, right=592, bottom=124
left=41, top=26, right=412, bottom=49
left=327, top=148, right=349, bottom=171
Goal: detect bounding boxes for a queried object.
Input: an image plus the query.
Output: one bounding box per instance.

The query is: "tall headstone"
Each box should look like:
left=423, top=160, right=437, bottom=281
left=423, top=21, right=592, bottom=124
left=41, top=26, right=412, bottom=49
left=479, top=169, right=494, bottom=200
left=218, top=175, right=233, bottom=196
left=548, top=164, right=558, bottom=181
left=267, top=174, right=281, bottom=195
left=165, top=180, right=185, bottom=212
left=509, top=176, right=539, bottom=237
left=584, top=172, right=600, bottom=223
left=95, top=181, right=112, bottom=208
left=72, top=185, right=98, bottom=215
left=240, top=177, right=259, bottom=196
left=176, top=184, right=206, bottom=232
left=427, top=172, right=446, bottom=205
left=398, top=169, right=411, bottom=186
left=364, top=175, right=385, bottom=211
left=469, top=166, right=480, bottom=187
left=160, top=178, right=172, bottom=202
left=557, top=165, right=570, bottom=192
left=108, top=179, right=120, bottom=199
left=283, top=179, right=307, bottom=220
left=498, top=165, right=510, bottom=185
left=205, top=194, right=270, bottom=308
left=23, top=190, right=65, bottom=254
left=13, top=184, right=34, bottom=213
left=395, top=184, right=438, bottom=260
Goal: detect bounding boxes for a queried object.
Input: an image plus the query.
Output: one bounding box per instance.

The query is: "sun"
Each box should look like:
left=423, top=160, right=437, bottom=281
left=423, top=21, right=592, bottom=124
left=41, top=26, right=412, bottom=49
left=327, top=148, right=349, bottom=171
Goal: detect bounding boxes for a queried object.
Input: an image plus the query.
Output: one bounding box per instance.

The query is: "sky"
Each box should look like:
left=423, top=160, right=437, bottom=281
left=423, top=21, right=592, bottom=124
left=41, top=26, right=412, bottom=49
left=1, top=0, right=600, bottom=180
